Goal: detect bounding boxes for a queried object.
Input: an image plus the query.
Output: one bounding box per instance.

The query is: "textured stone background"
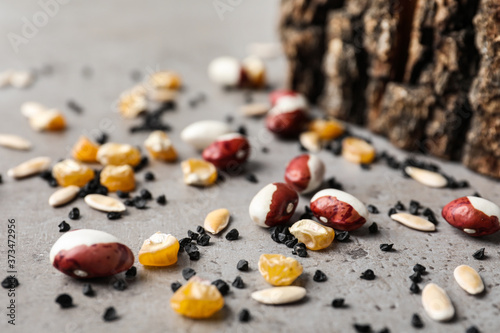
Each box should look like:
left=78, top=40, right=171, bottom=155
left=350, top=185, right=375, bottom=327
left=0, top=1, right=499, bottom=332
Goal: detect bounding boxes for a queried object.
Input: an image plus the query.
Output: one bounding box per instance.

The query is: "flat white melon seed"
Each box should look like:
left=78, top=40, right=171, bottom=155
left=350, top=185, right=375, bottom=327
left=251, top=286, right=306, bottom=305
left=453, top=265, right=484, bottom=295
left=422, top=283, right=455, bottom=322
left=405, top=166, right=448, bottom=188
left=84, top=194, right=126, bottom=213
left=390, top=213, right=436, bottom=232
left=48, top=186, right=80, bottom=207
left=0, top=134, right=32, bottom=150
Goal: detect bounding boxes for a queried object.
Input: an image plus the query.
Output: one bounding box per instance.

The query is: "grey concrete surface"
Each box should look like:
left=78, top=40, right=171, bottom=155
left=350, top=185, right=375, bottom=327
left=0, top=1, right=499, bottom=332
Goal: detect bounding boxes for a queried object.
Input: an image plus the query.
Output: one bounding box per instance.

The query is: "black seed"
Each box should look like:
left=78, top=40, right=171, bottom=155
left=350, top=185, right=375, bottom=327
left=466, top=326, right=480, bottom=333
left=133, top=156, right=149, bottom=172
left=473, top=248, right=485, bottom=260
left=225, top=115, right=234, bottom=123
left=67, top=100, right=83, bottom=114
left=0, top=174, right=2, bottom=184
left=285, top=238, right=298, bottom=248
left=331, top=298, right=345, bottom=308
left=216, top=173, right=225, bottom=183
left=278, top=233, right=288, bottom=243
left=472, top=192, right=481, bottom=198
left=409, top=272, right=422, bottom=283
left=299, top=142, right=307, bottom=152
left=360, top=269, right=375, bottom=280
left=103, top=307, right=118, bottom=322
left=261, top=147, right=269, bottom=154
left=367, top=205, right=379, bottom=214
left=232, top=276, right=245, bottom=289
left=237, top=125, right=248, bottom=136
left=125, top=266, right=137, bottom=278
left=140, top=189, right=152, bottom=200
left=380, top=243, right=393, bottom=252
left=95, top=132, right=108, bottom=145
left=226, top=229, right=239, bottom=241
left=171, top=281, right=182, bottom=292
left=379, top=328, right=390, bottom=333
left=296, top=247, right=308, bottom=257
left=427, top=214, right=437, bottom=224
left=237, top=260, right=249, bottom=271
left=188, top=230, right=199, bottom=241
left=360, top=163, right=371, bottom=170
left=411, top=314, right=424, bottom=328
left=294, top=242, right=306, bottom=250
left=413, top=264, right=426, bottom=273
left=212, top=279, right=230, bottom=296
left=196, top=225, right=205, bottom=234
left=68, top=207, right=80, bottom=220
left=107, top=212, right=121, bottom=220
left=336, top=231, right=350, bottom=242
left=185, top=243, right=199, bottom=254
left=113, top=279, right=127, bottom=291
left=82, top=284, right=94, bottom=297
left=156, top=194, right=167, bottom=205
left=197, top=234, right=210, bottom=246
left=144, top=171, right=155, bottom=181
left=422, top=208, right=434, bottom=217
left=182, top=268, right=196, bottom=280
left=410, top=282, right=420, bottom=294
left=238, top=308, right=251, bottom=322
left=388, top=208, right=397, bottom=216
left=116, top=190, right=129, bottom=198
left=96, top=186, right=108, bottom=195
left=354, top=324, right=371, bottom=333
left=369, top=222, right=379, bottom=234
left=395, top=201, right=405, bottom=210
left=188, top=251, right=200, bottom=260
left=124, top=199, right=134, bottom=206
left=326, top=177, right=344, bottom=190
left=1, top=276, right=19, bottom=289
left=55, top=294, right=73, bottom=308
left=313, top=270, right=327, bottom=282
left=58, top=221, right=70, bottom=232
left=179, top=238, right=192, bottom=248
left=244, top=173, right=258, bottom=183
left=330, top=141, right=342, bottom=156
left=134, top=198, right=148, bottom=209
left=409, top=205, right=419, bottom=215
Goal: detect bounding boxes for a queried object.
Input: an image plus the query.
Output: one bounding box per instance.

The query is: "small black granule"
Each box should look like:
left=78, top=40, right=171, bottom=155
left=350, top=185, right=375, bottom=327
left=330, top=141, right=342, bottom=156
left=0, top=174, right=2, bottom=184
left=95, top=132, right=108, bottom=145
left=245, top=174, right=258, bottom=183
left=212, top=279, right=230, bottom=296
left=278, top=233, right=288, bottom=243
left=367, top=205, right=379, bottom=214
left=395, top=201, right=405, bottom=210
left=410, top=282, right=420, bottom=294
left=103, top=307, right=118, bottom=322
left=197, top=234, right=210, bottom=246
left=238, top=309, right=251, bottom=322
left=422, top=208, right=434, bottom=217
left=171, top=281, right=182, bottom=292
left=225, top=115, right=234, bottom=123
left=144, top=171, right=155, bottom=181
left=226, top=229, right=239, bottom=241
left=299, top=143, right=307, bottom=152
left=326, top=177, right=344, bottom=190
left=232, top=276, right=245, bottom=289
left=473, top=248, right=485, bottom=260
left=295, top=247, right=308, bottom=258
left=466, top=326, right=480, bottom=333
left=188, top=230, right=199, bottom=241
left=185, top=245, right=200, bottom=260
left=58, top=221, right=70, bottom=232
left=179, top=238, right=192, bottom=248
left=409, top=272, right=422, bottom=283
left=427, top=214, right=437, bottom=224
left=331, top=298, right=345, bottom=308
left=270, top=227, right=281, bottom=243
left=134, top=198, right=148, bottom=209
left=113, top=279, right=127, bottom=291
left=472, top=192, right=481, bottom=198
left=237, top=260, right=249, bottom=272
left=182, top=268, right=196, bottom=280
left=336, top=231, right=350, bottom=242
left=360, top=269, right=375, bottom=280
left=68, top=207, right=80, bottom=220
left=55, top=294, right=73, bottom=308
left=82, top=284, right=94, bottom=297
left=369, top=223, right=379, bottom=234
left=261, top=147, right=269, bottom=154
left=353, top=324, right=371, bottom=333
left=188, top=251, right=200, bottom=261
left=124, top=199, right=134, bottom=206
left=107, top=212, right=121, bottom=220
left=313, top=270, right=327, bottom=282
left=237, top=125, right=248, bottom=136
left=411, top=314, right=424, bottom=328
left=285, top=238, right=298, bottom=248
left=1, top=276, right=19, bottom=289
left=116, top=190, right=129, bottom=199
left=360, top=163, right=371, bottom=170
left=196, top=225, right=205, bottom=234
left=134, top=156, right=149, bottom=173
left=140, top=189, right=152, bottom=200
left=125, top=266, right=137, bottom=278
left=409, top=200, right=420, bottom=215
left=67, top=100, right=83, bottom=114
left=379, top=328, right=390, bottom=333
left=49, top=178, right=58, bottom=187
left=388, top=208, right=397, bottom=216
left=156, top=195, right=167, bottom=205
left=413, top=264, right=426, bottom=273
left=380, top=243, right=393, bottom=252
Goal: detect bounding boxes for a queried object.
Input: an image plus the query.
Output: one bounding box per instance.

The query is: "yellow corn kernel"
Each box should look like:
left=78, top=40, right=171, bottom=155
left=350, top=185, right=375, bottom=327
left=118, top=88, right=147, bottom=119
left=100, top=165, right=135, bottom=192
left=258, top=254, right=303, bottom=286
left=144, top=131, right=177, bottom=162
left=149, top=71, right=182, bottom=90
left=96, top=143, right=141, bottom=167
left=181, top=159, right=217, bottom=187
left=289, top=219, right=335, bottom=250
left=309, top=118, right=344, bottom=141
left=71, top=136, right=99, bottom=163
left=170, top=277, right=224, bottom=319
left=29, top=109, right=66, bottom=131
left=139, top=232, right=179, bottom=267
left=52, top=159, right=95, bottom=187
left=342, top=137, right=376, bottom=164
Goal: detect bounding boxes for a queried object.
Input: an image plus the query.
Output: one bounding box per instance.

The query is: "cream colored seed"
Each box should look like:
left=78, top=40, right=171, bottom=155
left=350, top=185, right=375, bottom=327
left=405, top=166, right=448, bottom=188
left=453, top=265, right=484, bottom=295
left=21, top=101, right=47, bottom=118
left=48, top=185, right=80, bottom=207
left=29, top=109, right=64, bottom=131
left=84, top=194, right=126, bottom=213
left=390, top=213, right=436, bottom=232
left=118, top=90, right=147, bottom=118
left=251, top=286, right=306, bottom=305
left=422, top=283, right=455, bottom=322
left=240, top=103, right=269, bottom=117
left=7, top=156, right=51, bottom=179
left=0, top=134, right=32, bottom=150
left=299, top=131, right=321, bottom=153
left=10, top=71, right=34, bottom=88
left=204, top=208, right=230, bottom=235
left=0, top=70, right=13, bottom=88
